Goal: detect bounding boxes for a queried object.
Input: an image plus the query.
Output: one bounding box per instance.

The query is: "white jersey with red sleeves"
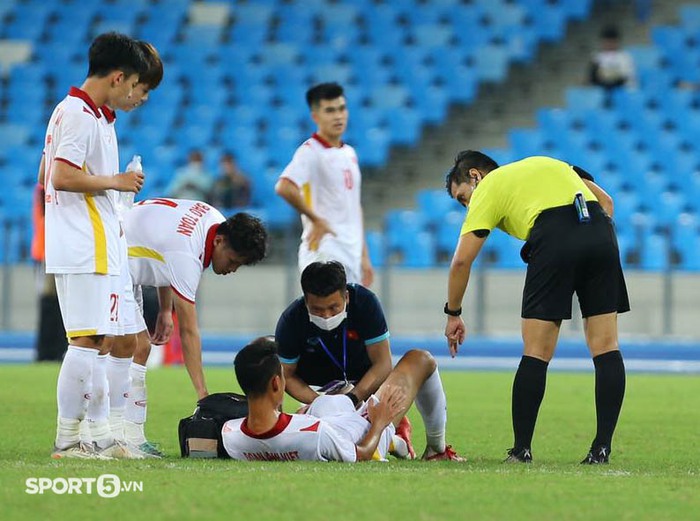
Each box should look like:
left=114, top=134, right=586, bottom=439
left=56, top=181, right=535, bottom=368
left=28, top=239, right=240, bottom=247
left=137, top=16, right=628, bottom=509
left=221, top=412, right=360, bottom=462
left=123, top=198, right=224, bottom=303
left=280, top=133, right=364, bottom=282
left=43, top=87, right=121, bottom=275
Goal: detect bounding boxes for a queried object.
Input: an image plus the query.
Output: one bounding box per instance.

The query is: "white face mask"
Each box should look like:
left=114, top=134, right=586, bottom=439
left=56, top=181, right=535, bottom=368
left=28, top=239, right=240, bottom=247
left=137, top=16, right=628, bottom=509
left=309, top=303, right=347, bottom=331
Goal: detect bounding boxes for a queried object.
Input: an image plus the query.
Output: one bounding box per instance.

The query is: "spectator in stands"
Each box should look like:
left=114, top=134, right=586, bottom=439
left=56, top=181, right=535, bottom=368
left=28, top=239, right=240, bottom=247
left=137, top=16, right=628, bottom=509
left=275, top=82, right=374, bottom=287
left=166, top=149, right=214, bottom=201
left=588, top=25, right=637, bottom=92
left=443, top=152, right=628, bottom=465
left=209, top=152, right=251, bottom=209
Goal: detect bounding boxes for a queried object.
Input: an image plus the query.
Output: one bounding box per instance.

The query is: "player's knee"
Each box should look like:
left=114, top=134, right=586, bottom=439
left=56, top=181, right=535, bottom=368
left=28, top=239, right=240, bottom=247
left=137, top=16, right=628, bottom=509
left=404, top=349, right=436, bottom=374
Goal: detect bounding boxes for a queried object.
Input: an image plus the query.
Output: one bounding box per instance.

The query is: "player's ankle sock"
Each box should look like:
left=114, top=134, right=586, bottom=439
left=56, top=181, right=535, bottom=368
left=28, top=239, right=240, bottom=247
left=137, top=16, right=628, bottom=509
left=86, top=354, right=114, bottom=448
left=107, top=355, right=132, bottom=441
left=415, top=368, right=447, bottom=454
left=511, top=355, right=548, bottom=450
left=124, top=363, right=148, bottom=444
left=592, top=350, right=626, bottom=449
left=389, top=434, right=409, bottom=458
left=55, top=346, right=97, bottom=447
left=55, top=418, right=82, bottom=449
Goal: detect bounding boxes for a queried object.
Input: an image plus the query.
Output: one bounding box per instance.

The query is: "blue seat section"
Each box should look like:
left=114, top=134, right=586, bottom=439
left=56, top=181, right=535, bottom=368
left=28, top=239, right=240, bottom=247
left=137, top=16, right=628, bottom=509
left=0, top=0, right=595, bottom=263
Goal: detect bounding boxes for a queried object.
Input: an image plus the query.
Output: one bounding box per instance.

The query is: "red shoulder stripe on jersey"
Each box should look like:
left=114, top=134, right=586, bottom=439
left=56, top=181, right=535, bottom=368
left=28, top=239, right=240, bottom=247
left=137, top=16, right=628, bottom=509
left=299, top=421, right=321, bottom=433
left=170, top=285, right=195, bottom=305
left=241, top=413, right=293, bottom=439
left=55, top=157, right=82, bottom=170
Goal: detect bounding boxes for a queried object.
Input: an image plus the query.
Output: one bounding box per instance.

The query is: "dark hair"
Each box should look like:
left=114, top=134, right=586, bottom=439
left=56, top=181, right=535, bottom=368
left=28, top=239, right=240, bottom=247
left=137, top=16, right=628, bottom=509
left=301, top=261, right=347, bottom=297
left=234, top=337, right=281, bottom=397
left=306, top=82, right=344, bottom=109
left=600, top=25, right=620, bottom=40
left=137, top=41, right=163, bottom=90
left=87, top=32, right=148, bottom=79
left=445, top=150, right=499, bottom=196
left=218, top=213, right=267, bottom=265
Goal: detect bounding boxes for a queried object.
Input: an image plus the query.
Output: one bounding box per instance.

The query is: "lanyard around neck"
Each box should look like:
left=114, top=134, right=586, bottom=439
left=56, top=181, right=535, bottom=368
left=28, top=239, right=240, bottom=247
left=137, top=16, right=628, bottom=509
left=316, top=326, right=348, bottom=383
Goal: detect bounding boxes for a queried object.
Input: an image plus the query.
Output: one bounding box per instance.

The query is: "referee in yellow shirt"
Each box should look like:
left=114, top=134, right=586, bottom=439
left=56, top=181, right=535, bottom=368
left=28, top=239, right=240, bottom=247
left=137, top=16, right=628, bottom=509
left=443, top=151, right=629, bottom=464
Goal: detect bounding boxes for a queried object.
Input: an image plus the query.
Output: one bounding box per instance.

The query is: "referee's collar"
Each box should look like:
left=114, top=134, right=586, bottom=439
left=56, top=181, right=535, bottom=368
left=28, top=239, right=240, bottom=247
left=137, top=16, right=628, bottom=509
left=68, top=87, right=101, bottom=119
left=312, top=133, right=343, bottom=148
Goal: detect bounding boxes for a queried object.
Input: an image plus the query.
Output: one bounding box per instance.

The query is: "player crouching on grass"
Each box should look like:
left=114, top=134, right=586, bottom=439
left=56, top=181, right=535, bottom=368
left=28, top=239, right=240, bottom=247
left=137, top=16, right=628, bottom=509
left=222, top=337, right=464, bottom=462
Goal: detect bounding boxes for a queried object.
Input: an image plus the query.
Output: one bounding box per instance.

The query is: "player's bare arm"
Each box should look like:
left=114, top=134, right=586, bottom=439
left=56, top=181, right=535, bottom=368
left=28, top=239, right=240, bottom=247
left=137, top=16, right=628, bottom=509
left=282, top=362, right=320, bottom=404
left=173, top=294, right=208, bottom=399
left=275, top=177, right=336, bottom=249
left=38, top=155, right=45, bottom=185
left=354, top=385, right=404, bottom=461
left=51, top=160, right=144, bottom=193
left=445, top=232, right=487, bottom=357
left=350, top=338, right=392, bottom=401
left=582, top=179, right=614, bottom=217
left=151, top=286, right=174, bottom=345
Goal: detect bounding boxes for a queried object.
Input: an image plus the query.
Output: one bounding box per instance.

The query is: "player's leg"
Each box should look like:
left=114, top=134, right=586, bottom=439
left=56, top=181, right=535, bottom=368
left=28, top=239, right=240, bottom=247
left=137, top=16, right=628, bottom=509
left=108, top=333, right=138, bottom=442
left=576, top=212, right=629, bottom=464
left=377, top=350, right=463, bottom=461
left=124, top=329, right=157, bottom=451
left=53, top=274, right=113, bottom=459
left=581, top=312, right=625, bottom=464
left=505, top=318, right=561, bottom=463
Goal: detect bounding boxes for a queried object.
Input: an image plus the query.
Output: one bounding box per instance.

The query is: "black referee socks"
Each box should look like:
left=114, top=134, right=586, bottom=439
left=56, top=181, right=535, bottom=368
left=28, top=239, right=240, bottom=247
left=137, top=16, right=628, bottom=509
left=511, top=355, right=549, bottom=451
left=592, top=350, right=626, bottom=450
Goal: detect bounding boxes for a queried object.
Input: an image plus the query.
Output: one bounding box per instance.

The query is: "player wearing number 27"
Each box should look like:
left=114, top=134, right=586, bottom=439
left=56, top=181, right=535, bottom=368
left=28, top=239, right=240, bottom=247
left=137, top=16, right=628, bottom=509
left=44, top=33, right=148, bottom=459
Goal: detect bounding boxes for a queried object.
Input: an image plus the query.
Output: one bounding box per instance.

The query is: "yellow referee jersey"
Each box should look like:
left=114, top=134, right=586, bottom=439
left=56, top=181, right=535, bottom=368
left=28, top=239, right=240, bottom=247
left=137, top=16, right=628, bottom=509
left=461, top=156, right=598, bottom=241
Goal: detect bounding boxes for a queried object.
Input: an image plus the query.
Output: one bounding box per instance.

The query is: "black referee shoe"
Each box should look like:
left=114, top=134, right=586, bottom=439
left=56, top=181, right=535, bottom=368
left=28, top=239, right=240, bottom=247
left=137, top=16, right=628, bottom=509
left=580, top=446, right=610, bottom=464
left=504, top=447, right=532, bottom=463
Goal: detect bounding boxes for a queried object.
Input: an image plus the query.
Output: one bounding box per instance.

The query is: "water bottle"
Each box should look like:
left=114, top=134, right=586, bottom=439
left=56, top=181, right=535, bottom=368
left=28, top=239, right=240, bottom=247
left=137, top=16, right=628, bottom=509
left=118, top=154, right=142, bottom=217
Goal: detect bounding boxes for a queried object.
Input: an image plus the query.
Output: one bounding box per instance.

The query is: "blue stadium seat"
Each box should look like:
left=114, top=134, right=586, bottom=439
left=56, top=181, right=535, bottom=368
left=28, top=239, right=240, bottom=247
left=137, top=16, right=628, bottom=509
left=384, top=209, right=429, bottom=251
left=435, top=210, right=464, bottom=258
left=566, top=87, right=605, bottom=111
left=640, top=232, right=671, bottom=271
left=473, top=45, right=510, bottom=83
left=412, top=85, right=449, bottom=125
left=386, top=107, right=422, bottom=147
left=401, top=231, right=436, bottom=268
left=365, top=230, right=386, bottom=268
left=416, top=189, right=463, bottom=228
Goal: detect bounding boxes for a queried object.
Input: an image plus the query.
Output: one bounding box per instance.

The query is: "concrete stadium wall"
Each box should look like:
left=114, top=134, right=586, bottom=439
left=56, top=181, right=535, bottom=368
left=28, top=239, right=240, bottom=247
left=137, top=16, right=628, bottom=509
left=1, top=265, right=698, bottom=339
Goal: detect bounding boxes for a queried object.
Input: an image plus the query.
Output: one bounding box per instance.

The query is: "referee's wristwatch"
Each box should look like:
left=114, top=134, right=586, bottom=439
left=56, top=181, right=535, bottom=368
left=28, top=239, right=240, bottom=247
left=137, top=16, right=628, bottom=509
left=444, top=303, right=462, bottom=316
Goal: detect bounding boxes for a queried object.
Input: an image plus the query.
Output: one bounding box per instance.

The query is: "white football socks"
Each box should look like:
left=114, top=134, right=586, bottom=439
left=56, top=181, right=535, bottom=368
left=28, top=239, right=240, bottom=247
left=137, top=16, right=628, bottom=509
left=106, top=354, right=132, bottom=442
left=414, top=368, right=447, bottom=454
left=86, top=354, right=115, bottom=450
left=124, top=363, right=147, bottom=445
left=55, top=346, right=97, bottom=449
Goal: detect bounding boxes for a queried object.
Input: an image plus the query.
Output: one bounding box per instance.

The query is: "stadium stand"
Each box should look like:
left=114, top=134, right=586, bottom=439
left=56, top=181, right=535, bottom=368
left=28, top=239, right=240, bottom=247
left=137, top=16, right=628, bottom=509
left=0, top=0, right=696, bottom=273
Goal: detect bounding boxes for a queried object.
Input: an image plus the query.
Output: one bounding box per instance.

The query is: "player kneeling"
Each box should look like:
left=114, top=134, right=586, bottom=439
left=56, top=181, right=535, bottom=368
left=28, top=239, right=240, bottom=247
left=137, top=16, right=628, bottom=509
left=222, top=338, right=464, bottom=462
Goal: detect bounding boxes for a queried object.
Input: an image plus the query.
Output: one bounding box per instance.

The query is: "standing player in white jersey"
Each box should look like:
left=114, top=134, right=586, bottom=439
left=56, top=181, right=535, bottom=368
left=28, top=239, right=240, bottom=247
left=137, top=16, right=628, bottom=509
left=223, top=337, right=464, bottom=462
left=113, top=201, right=267, bottom=453
left=275, top=82, right=374, bottom=287
left=43, top=33, right=148, bottom=459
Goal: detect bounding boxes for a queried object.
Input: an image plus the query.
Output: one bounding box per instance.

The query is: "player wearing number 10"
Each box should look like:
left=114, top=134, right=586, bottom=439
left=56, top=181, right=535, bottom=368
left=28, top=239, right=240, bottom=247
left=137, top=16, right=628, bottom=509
left=275, top=82, right=374, bottom=287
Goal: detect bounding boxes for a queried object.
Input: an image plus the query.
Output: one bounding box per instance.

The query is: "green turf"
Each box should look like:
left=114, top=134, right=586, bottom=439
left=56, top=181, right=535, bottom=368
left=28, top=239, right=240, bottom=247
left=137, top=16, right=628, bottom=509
left=1, top=364, right=698, bottom=520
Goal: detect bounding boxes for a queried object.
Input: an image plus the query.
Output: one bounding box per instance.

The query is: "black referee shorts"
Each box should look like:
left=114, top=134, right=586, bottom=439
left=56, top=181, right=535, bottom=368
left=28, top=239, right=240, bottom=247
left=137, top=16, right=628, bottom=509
left=521, top=202, right=630, bottom=321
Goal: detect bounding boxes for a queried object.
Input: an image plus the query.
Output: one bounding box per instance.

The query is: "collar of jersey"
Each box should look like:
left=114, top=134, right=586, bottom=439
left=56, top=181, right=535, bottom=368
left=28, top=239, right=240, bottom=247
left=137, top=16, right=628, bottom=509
left=312, top=132, right=343, bottom=148
left=68, top=87, right=101, bottom=119
left=240, top=413, right=293, bottom=439
left=100, top=105, right=117, bottom=123
left=202, top=223, right=220, bottom=268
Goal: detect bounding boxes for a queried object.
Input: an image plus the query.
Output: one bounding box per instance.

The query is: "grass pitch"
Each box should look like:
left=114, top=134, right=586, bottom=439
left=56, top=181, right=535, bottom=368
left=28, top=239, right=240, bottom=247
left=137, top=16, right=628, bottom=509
left=1, top=364, right=698, bottom=521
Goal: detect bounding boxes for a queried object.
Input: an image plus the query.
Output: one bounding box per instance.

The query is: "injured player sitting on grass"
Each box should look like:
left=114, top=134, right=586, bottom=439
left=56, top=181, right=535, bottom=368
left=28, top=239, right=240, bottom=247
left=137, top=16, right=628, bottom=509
left=222, top=337, right=464, bottom=462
